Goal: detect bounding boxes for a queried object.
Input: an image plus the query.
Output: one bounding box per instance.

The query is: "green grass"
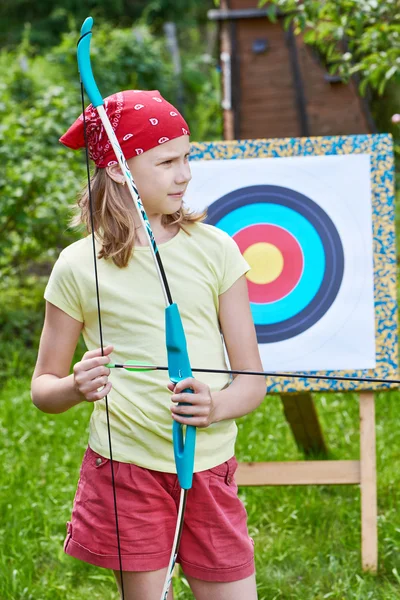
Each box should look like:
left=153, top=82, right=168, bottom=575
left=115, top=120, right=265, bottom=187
left=1, top=376, right=400, bottom=599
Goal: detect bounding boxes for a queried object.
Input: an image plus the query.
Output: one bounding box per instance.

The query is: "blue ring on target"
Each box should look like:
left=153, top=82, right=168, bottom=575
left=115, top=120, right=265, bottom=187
left=218, top=204, right=325, bottom=324
left=206, top=185, right=344, bottom=343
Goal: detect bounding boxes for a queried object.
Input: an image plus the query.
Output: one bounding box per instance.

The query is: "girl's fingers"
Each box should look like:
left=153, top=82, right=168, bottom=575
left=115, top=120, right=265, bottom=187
left=171, top=411, right=210, bottom=428
left=171, top=391, right=211, bottom=406
left=73, top=345, right=114, bottom=403
left=79, top=374, right=110, bottom=394
left=171, top=377, right=201, bottom=394
left=170, top=378, right=214, bottom=427
left=169, top=378, right=212, bottom=401
left=87, top=375, right=110, bottom=390
left=73, top=365, right=110, bottom=391
left=171, top=393, right=193, bottom=404
left=74, top=355, right=112, bottom=375
left=82, top=345, right=114, bottom=361
left=86, top=365, right=111, bottom=379
left=171, top=405, right=204, bottom=417
left=74, top=367, right=111, bottom=399
left=85, top=381, right=112, bottom=402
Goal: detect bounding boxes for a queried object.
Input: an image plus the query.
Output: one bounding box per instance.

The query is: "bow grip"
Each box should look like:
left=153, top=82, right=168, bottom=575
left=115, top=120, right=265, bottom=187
left=77, top=17, right=104, bottom=108
left=165, top=303, right=196, bottom=490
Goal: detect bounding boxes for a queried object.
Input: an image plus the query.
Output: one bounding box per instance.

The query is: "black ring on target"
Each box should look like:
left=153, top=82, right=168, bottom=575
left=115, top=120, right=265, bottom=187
left=206, top=185, right=345, bottom=343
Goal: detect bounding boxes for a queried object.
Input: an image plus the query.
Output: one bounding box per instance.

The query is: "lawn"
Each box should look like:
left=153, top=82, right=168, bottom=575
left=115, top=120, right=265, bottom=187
left=1, top=373, right=400, bottom=599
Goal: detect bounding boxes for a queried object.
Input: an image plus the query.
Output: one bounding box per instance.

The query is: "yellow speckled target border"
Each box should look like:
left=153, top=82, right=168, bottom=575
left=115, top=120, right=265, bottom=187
left=190, top=134, right=398, bottom=392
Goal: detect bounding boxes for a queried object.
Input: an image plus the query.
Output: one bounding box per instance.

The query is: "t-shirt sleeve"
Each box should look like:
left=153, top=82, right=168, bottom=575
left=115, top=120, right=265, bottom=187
left=219, top=233, right=250, bottom=295
left=44, top=253, right=84, bottom=322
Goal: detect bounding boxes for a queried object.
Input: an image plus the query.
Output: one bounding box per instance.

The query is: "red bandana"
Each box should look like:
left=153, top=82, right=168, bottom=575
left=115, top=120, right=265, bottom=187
left=59, top=90, right=190, bottom=168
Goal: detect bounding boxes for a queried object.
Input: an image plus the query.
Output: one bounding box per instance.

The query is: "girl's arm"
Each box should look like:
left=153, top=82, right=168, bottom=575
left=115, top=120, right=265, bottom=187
left=31, top=301, right=112, bottom=414
left=169, top=275, right=266, bottom=426
left=211, top=274, right=266, bottom=422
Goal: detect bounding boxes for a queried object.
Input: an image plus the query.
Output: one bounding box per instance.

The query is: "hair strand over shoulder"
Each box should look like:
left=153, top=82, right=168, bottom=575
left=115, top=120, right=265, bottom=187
left=71, top=168, right=206, bottom=268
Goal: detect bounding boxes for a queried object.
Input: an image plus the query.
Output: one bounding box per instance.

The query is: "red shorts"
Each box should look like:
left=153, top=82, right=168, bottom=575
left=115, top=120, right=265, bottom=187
left=64, top=447, right=254, bottom=582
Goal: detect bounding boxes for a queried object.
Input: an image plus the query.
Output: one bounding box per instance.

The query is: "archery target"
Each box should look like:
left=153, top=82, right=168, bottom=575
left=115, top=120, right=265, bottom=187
left=206, top=185, right=345, bottom=343
left=187, top=152, right=376, bottom=372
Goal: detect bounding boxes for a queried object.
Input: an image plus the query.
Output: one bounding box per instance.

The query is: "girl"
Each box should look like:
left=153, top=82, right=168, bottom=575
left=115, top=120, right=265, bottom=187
left=31, top=89, right=266, bottom=600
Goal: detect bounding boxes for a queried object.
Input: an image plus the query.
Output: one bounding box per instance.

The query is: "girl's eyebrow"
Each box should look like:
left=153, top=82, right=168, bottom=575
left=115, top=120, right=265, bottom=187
left=155, top=150, right=191, bottom=161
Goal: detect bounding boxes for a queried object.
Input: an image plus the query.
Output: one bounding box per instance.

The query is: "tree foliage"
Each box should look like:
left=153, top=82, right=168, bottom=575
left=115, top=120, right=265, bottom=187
left=0, top=20, right=221, bottom=285
left=0, top=0, right=214, bottom=48
left=0, top=14, right=222, bottom=376
left=261, top=0, right=400, bottom=96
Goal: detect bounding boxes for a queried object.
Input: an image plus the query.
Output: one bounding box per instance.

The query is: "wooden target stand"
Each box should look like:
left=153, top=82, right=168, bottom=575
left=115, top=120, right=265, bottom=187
left=236, top=391, right=378, bottom=572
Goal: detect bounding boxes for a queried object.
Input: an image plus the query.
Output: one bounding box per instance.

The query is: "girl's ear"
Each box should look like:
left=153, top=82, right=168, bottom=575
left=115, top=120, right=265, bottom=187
left=105, top=163, right=125, bottom=185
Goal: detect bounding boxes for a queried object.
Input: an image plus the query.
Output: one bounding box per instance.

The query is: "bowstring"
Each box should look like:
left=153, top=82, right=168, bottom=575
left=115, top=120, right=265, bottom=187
left=80, top=84, right=125, bottom=599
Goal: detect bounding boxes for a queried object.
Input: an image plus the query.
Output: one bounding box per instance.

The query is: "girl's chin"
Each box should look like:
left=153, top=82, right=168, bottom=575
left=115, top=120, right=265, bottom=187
left=166, top=198, right=183, bottom=210
left=141, top=199, right=183, bottom=216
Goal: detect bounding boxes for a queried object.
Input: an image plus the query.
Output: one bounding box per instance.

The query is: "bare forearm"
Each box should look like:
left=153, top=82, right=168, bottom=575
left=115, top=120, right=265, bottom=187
left=211, top=374, right=266, bottom=423
left=31, top=373, right=85, bottom=414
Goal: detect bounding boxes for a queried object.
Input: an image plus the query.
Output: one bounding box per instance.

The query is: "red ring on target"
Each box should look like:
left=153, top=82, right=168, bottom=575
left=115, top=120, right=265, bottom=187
left=233, top=224, right=304, bottom=303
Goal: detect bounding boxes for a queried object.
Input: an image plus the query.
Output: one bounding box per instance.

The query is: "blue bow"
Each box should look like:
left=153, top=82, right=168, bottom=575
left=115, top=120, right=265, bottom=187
left=77, top=16, right=196, bottom=599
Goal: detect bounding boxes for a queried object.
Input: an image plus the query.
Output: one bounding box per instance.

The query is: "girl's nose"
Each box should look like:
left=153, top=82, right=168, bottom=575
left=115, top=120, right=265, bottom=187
left=176, top=163, right=192, bottom=184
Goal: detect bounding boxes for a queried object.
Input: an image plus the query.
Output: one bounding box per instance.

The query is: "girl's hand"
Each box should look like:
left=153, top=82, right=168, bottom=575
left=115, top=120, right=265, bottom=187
left=168, top=378, right=214, bottom=428
left=73, top=345, right=114, bottom=403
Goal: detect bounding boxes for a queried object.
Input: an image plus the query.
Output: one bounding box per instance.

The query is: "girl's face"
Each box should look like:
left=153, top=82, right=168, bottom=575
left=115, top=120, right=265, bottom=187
left=127, top=135, right=192, bottom=216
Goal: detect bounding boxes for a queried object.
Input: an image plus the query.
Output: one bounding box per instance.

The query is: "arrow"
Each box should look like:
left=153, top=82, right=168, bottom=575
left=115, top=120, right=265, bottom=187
left=106, top=361, right=400, bottom=386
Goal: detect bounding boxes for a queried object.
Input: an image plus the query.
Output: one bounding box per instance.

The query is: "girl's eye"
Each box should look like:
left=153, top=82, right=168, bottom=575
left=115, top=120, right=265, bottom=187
left=161, top=155, right=190, bottom=165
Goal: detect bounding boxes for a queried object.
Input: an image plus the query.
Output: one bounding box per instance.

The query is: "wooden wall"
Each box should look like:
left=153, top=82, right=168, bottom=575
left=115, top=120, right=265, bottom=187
left=216, top=0, right=374, bottom=140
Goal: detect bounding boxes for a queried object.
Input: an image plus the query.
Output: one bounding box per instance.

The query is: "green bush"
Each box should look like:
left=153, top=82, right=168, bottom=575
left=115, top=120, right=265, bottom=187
left=0, top=277, right=46, bottom=382
left=0, top=20, right=222, bottom=365
left=0, top=21, right=222, bottom=280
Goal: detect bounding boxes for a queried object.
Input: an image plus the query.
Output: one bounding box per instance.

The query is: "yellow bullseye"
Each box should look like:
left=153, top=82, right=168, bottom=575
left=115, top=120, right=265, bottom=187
left=244, top=242, right=284, bottom=284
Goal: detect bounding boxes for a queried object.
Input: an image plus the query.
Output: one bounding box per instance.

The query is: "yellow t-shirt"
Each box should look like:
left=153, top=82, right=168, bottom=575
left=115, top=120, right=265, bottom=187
left=44, top=222, right=249, bottom=472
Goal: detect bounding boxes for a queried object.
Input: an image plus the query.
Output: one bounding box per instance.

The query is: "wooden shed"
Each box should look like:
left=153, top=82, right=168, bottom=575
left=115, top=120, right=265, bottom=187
left=208, top=0, right=376, bottom=140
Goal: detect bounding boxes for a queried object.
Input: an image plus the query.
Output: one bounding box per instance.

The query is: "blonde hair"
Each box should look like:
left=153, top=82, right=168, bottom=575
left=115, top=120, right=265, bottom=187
left=71, top=167, right=206, bottom=268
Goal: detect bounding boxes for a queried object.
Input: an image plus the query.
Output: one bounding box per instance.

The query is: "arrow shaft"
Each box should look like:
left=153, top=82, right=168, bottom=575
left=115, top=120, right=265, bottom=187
left=109, top=363, right=399, bottom=386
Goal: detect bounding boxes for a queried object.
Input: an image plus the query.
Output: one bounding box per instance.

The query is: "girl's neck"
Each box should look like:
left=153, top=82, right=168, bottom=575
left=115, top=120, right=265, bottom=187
left=134, top=215, right=179, bottom=247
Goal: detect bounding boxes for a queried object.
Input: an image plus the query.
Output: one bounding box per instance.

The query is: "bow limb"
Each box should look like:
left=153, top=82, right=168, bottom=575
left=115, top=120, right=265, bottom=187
left=77, top=16, right=196, bottom=599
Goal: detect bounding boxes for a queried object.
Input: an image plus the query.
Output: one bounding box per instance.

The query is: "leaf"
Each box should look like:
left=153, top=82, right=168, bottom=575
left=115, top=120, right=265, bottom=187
left=385, top=65, right=398, bottom=80
left=283, top=15, right=294, bottom=31
left=266, top=5, right=278, bottom=23
left=303, top=29, right=316, bottom=44
left=392, top=568, right=400, bottom=585
left=358, top=76, right=370, bottom=96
